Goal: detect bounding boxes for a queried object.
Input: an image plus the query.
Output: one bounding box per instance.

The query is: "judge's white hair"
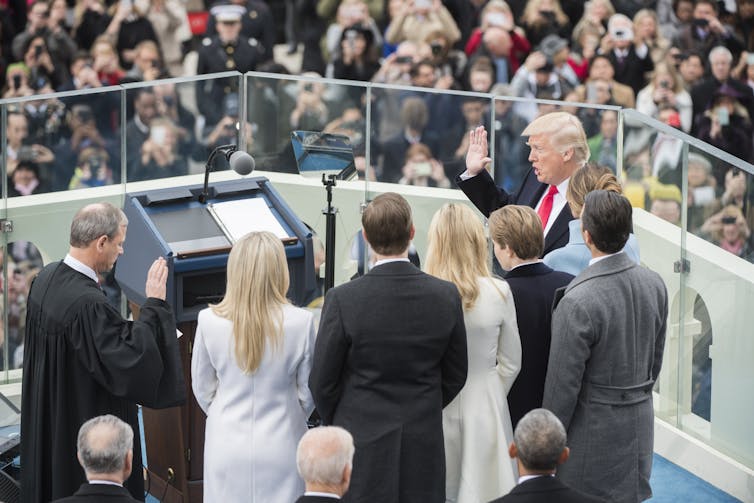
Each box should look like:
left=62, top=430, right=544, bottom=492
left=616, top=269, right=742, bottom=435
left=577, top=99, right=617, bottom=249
left=296, top=426, right=354, bottom=486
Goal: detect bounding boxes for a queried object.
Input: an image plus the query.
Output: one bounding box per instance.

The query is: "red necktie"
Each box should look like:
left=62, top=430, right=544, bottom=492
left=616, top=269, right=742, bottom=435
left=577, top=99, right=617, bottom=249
left=538, top=185, right=558, bottom=229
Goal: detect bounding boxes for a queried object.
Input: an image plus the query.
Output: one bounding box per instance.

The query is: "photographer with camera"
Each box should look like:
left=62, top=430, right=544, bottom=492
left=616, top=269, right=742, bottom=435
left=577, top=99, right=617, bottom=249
left=672, top=0, right=743, bottom=60
left=637, top=62, right=693, bottom=131
left=509, top=43, right=576, bottom=122
left=290, top=77, right=330, bottom=131
left=398, top=142, right=451, bottom=187
left=332, top=23, right=381, bottom=81
left=22, top=35, right=67, bottom=90
left=695, top=83, right=753, bottom=164
left=3, top=62, right=34, bottom=98
left=384, top=0, right=461, bottom=47
left=130, top=116, right=188, bottom=182
left=520, top=0, right=571, bottom=48
left=12, top=0, right=76, bottom=70
left=123, top=40, right=165, bottom=82
left=5, top=111, right=55, bottom=190
left=598, top=13, right=654, bottom=96
left=68, top=147, right=114, bottom=189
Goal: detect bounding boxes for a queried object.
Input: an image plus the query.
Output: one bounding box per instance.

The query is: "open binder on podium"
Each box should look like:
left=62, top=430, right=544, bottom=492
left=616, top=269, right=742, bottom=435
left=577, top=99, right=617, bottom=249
left=207, top=198, right=298, bottom=246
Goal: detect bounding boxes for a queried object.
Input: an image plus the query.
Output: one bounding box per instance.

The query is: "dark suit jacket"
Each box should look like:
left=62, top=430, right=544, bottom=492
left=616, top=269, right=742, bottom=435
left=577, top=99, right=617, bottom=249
left=607, top=45, right=654, bottom=97
left=505, top=263, right=573, bottom=428
left=309, top=261, right=468, bottom=503
left=489, top=475, right=605, bottom=503
left=52, top=483, right=141, bottom=502
left=457, top=168, right=573, bottom=256
left=295, top=495, right=342, bottom=502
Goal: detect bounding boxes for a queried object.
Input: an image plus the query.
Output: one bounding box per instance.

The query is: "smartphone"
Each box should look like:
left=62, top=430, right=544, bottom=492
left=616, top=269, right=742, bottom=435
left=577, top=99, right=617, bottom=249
left=150, top=125, right=167, bottom=144
left=120, top=0, right=132, bottom=9
left=413, top=161, right=432, bottom=177
left=722, top=216, right=737, bottom=224
left=34, top=45, right=42, bottom=58
left=747, top=53, right=754, bottom=66
left=717, top=107, right=730, bottom=127
left=395, top=55, right=413, bottom=64
left=415, top=0, right=431, bottom=9
left=12, top=74, right=21, bottom=89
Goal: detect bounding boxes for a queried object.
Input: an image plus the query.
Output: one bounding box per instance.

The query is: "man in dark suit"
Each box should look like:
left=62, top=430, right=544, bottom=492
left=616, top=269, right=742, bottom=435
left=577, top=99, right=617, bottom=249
left=53, top=415, right=140, bottom=502
left=603, top=13, right=654, bottom=96
left=309, top=192, right=468, bottom=503
left=457, top=112, right=590, bottom=257
left=489, top=408, right=604, bottom=503
left=295, top=426, right=355, bottom=502
left=488, top=205, right=573, bottom=428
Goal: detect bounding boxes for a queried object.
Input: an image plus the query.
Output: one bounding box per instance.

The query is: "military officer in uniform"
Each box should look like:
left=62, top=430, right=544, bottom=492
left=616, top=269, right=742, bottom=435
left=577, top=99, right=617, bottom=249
left=205, top=0, right=275, bottom=63
left=196, top=5, right=263, bottom=126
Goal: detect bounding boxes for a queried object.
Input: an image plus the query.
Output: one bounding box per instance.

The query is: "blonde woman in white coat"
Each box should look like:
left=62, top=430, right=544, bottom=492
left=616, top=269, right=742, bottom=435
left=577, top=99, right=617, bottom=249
left=426, top=203, right=521, bottom=503
left=191, top=231, right=316, bottom=503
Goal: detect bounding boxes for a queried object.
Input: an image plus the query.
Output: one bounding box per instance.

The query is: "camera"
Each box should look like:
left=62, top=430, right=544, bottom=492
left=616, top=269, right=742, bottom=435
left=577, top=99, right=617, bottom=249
left=693, top=18, right=709, bottom=28
left=395, top=56, right=413, bottom=64
left=722, top=216, right=737, bottom=225
left=303, top=83, right=314, bottom=92
left=77, top=108, right=93, bottom=123
left=88, top=156, right=101, bottom=172
left=12, top=74, right=21, bottom=89
left=659, top=81, right=670, bottom=89
left=34, top=45, right=43, bottom=58
left=430, top=42, right=443, bottom=56
left=17, top=146, right=36, bottom=162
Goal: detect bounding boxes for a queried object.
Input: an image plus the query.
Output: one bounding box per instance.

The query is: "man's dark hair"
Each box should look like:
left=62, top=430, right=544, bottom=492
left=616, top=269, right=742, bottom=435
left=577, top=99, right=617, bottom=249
left=362, top=192, right=412, bottom=256
left=514, top=409, right=567, bottom=471
left=581, top=190, right=632, bottom=254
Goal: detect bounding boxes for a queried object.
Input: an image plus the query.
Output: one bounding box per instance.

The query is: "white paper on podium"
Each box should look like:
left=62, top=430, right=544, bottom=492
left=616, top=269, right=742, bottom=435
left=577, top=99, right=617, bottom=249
left=207, top=198, right=294, bottom=243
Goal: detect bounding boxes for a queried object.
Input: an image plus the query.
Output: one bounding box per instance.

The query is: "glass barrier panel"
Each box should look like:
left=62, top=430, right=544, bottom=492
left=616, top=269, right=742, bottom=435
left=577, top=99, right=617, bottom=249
left=245, top=72, right=369, bottom=178
left=1, top=86, right=123, bottom=196
left=682, top=145, right=754, bottom=469
left=122, top=73, right=241, bottom=183
left=368, top=85, right=484, bottom=188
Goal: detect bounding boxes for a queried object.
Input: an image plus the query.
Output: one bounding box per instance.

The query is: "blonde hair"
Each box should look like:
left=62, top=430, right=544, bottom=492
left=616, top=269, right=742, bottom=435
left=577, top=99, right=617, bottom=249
left=211, top=231, right=290, bottom=373
left=522, top=112, right=590, bottom=167
left=489, top=205, right=544, bottom=260
left=425, top=204, right=491, bottom=310
left=566, top=163, right=623, bottom=218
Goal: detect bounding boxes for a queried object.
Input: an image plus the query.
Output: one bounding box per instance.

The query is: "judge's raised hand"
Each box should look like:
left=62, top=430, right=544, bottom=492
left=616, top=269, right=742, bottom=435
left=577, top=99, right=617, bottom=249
left=145, top=257, right=168, bottom=300
left=465, top=126, right=492, bottom=176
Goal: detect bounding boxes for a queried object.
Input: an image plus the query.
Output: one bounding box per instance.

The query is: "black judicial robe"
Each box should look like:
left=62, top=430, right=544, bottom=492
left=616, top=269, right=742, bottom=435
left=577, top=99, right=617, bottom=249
left=21, top=262, right=186, bottom=503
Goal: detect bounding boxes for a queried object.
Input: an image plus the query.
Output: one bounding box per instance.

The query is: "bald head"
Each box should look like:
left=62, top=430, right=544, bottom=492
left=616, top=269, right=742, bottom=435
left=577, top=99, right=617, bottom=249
left=296, top=427, right=354, bottom=494
left=77, top=415, right=133, bottom=481
left=483, top=27, right=512, bottom=57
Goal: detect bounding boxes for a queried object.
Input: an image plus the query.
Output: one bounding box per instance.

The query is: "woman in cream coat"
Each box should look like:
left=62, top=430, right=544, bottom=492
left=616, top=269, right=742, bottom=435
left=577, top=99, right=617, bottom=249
left=191, top=231, right=316, bottom=503
left=426, top=204, right=521, bottom=503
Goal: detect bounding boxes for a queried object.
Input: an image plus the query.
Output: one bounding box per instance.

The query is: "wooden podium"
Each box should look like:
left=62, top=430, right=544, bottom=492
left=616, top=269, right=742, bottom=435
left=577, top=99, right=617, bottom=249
left=116, top=178, right=315, bottom=502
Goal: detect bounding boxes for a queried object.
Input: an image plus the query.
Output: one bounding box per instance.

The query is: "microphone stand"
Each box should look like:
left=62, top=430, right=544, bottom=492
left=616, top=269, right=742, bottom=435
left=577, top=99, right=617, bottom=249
left=322, top=173, right=338, bottom=294
left=199, top=144, right=238, bottom=203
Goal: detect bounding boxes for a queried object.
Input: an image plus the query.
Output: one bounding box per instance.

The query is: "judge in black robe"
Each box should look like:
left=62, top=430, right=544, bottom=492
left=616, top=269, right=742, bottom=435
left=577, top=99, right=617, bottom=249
left=21, top=202, right=186, bottom=503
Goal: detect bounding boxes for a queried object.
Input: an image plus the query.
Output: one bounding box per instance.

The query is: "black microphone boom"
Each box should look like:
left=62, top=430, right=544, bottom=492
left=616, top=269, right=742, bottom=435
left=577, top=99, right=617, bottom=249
left=199, top=145, right=255, bottom=203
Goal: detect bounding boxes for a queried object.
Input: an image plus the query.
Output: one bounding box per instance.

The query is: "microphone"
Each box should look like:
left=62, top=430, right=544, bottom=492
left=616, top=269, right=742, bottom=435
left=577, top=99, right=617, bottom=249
left=228, top=150, right=255, bottom=175
left=199, top=145, right=255, bottom=203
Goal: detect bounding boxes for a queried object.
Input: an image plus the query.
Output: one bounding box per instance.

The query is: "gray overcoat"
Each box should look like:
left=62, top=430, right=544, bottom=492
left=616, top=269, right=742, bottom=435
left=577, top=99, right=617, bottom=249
left=543, top=253, right=668, bottom=503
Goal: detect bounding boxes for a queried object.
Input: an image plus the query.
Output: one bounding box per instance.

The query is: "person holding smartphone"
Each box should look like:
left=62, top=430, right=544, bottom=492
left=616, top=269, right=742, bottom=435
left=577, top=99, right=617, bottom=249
left=398, top=142, right=451, bottom=187
left=696, top=83, right=753, bottom=164
left=384, top=0, right=461, bottom=47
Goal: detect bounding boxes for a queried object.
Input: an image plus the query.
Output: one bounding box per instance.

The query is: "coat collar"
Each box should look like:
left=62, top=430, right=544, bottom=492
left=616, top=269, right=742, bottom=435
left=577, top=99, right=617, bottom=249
left=566, top=252, right=635, bottom=293
left=367, top=261, right=422, bottom=276
left=504, top=261, right=554, bottom=279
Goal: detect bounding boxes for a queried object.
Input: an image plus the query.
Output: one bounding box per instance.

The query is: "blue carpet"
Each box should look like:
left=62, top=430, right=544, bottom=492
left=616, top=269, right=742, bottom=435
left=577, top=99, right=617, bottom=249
left=649, top=454, right=741, bottom=502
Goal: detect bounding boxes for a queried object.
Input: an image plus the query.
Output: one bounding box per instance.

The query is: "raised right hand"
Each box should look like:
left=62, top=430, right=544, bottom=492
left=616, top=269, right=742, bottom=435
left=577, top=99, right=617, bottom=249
left=465, top=126, right=491, bottom=176
left=145, top=257, right=168, bottom=300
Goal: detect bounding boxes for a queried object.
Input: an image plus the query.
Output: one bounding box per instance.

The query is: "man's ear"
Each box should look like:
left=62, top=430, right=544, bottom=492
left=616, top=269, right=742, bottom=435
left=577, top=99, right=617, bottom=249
left=508, top=442, right=517, bottom=460
left=558, top=446, right=570, bottom=465
left=582, top=227, right=593, bottom=248
left=562, top=146, right=574, bottom=162
left=96, top=235, right=108, bottom=251
left=124, top=450, right=133, bottom=479
left=409, top=224, right=415, bottom=241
